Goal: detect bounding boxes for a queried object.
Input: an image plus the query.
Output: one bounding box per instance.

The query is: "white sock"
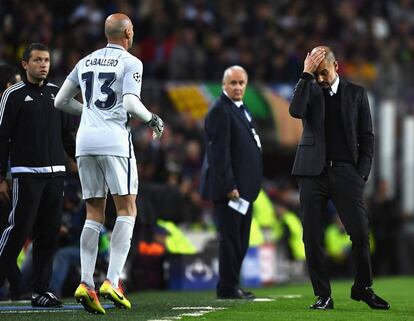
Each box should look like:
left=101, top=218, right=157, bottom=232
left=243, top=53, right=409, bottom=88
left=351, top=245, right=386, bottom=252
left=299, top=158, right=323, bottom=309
left=107, top=216, right=135, bottom=287
left=80, top=219, right=103, bottom=288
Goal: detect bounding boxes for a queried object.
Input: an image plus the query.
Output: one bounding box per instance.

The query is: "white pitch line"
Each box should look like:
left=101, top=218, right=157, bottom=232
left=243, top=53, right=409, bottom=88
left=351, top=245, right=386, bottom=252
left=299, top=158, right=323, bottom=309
left=270, top=294, right=303, bottom=299
left=148, top=306, right=228, bottom=321
left=0, top=310, right=75, bottom=314
left=0, top=300, right=31, bottom=305
left=253, top=298, right=275, bottom=302
left=179, top=312, right=210, bottom=317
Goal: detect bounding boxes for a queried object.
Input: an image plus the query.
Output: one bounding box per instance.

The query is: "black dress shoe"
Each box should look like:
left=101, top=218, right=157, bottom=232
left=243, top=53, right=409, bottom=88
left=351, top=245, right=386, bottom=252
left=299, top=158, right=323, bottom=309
left=238, top=288, right=256, bottom=300
left=310, top=296, right=334, bottom=309
left=217, top=288, right=255, bottom=300
left=351, top=286, right=390, bottom=310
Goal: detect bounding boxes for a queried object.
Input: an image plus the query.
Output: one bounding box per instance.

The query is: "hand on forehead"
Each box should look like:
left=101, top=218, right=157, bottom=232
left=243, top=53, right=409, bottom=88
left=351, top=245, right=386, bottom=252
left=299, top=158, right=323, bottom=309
left=311, top=47, right=326, bottom=56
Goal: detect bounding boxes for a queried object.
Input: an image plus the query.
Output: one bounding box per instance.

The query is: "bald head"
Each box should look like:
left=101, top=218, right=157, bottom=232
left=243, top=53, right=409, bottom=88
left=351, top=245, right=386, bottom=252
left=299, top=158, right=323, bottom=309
left=311, top=46, right=339, bottom=88
left=105, top=13, right=134, bottom=48
left=312, top=46, right=336, bottom=63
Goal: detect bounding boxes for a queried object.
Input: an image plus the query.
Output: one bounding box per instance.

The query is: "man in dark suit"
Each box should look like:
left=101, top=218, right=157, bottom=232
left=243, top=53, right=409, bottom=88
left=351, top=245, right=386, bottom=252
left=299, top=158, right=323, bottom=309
left=200, top=65, right=262, bottom=299
left=289, top=46, right=390, bottom=310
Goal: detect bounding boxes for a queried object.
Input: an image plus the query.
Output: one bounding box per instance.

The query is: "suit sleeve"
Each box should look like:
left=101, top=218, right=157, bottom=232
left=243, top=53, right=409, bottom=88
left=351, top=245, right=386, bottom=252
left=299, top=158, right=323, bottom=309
left=0, top=93, right=14, bottom=176
left=206, top=106, right=236, bottom=197
left=61, top=112, right=77, bottom=161
left=289, top=73, right=314, bottom=119
left=356, top=89, right=374, bottom=178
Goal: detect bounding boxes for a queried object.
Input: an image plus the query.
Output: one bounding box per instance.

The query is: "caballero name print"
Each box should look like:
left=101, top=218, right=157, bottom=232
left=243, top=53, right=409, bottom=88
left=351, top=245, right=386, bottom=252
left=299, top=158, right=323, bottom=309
left=85, top=58, right=118, bottom=67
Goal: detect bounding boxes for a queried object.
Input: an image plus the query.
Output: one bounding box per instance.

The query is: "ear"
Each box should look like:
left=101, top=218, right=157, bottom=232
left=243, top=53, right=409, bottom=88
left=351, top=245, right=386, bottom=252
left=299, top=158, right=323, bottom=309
left=125, top=28, right=132, bottom=39
left=21, top=60, right=28, bottom=71
left=334, top=61, right=338, bottom=71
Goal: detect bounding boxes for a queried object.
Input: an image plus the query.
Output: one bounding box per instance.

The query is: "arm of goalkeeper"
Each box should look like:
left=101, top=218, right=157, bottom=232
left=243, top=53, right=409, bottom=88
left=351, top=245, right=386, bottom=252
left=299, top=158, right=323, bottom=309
left=54, top=79, right=83, bottom=116
left=123, top=94, right=164, bottom=139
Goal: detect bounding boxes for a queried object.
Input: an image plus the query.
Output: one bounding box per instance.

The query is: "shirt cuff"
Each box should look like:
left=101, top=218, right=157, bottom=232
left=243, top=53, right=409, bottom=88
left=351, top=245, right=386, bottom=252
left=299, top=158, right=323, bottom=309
left=300, top=72, right=314, bottom=81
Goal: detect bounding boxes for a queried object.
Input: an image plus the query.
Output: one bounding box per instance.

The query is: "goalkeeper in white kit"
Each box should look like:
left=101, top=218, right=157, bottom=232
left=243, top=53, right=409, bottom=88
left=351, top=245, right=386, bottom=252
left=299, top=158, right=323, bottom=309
left=54, top=12, right=164, bottom=314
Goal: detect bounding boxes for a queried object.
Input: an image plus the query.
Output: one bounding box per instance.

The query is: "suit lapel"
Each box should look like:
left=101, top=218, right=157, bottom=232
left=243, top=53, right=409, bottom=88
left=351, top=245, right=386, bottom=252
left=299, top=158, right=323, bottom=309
left=339, top=78, right=354, bottom=155
left=232, top=104, right=255, bottom=133
left=221, top=94, right=255, bottom=137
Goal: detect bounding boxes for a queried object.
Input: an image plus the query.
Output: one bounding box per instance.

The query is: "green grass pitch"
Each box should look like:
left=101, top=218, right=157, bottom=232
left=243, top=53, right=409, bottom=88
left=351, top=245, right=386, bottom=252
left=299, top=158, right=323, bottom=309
left=1, top=277, right=413, bottom=321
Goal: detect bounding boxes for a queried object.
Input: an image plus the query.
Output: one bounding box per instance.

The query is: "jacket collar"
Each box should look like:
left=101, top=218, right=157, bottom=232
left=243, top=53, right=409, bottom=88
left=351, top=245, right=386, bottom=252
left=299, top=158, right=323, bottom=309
left=330, top=75, right=340, bottom=95
left=23, top=78, right=49, bottom=89
left=222, top=90, right=244, bottom=107
left=220, top=93, right=254, bottom=135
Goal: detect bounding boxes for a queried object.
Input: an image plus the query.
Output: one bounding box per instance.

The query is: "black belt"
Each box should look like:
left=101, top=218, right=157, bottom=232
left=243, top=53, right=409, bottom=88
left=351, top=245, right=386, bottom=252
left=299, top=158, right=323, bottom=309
left=325, top=160, right=353, bottom=167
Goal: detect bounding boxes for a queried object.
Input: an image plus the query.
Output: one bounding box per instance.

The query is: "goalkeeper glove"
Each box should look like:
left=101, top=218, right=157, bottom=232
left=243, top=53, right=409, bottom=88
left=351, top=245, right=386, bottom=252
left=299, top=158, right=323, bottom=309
left=146, top=113, right=164, bottom=139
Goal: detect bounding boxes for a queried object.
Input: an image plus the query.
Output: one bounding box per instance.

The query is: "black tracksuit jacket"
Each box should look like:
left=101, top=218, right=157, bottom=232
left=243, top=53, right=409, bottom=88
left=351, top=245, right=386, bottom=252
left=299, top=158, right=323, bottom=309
left=0, top=79, right=76, bottom=179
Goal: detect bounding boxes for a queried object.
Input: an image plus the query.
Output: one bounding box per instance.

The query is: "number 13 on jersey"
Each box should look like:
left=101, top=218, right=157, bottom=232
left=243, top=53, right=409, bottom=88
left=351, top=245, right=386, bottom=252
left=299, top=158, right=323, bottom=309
left=81, top=72, right=117, bottom=110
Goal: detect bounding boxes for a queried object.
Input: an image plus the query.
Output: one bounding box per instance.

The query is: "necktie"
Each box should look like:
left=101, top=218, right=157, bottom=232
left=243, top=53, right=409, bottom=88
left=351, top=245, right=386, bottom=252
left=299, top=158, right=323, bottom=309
left=239, top=104, right=252, bottom=123
left=324, top=87, right=334, bottom=96
left=240, top=104, right=261, bottom=150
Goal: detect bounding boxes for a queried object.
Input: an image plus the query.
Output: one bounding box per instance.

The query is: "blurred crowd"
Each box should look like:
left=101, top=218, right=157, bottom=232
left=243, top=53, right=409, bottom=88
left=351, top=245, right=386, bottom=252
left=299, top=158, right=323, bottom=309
left=0, top=0, right=413, bottom=298
left=1, top=0, right=414, bottom=100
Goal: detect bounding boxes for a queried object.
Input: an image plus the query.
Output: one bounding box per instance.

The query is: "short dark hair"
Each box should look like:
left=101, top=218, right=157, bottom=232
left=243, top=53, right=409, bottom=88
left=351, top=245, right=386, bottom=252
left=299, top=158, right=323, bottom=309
left=22, top=43, right=50, bottom=62
left=0, top=64, right=20, bottom=93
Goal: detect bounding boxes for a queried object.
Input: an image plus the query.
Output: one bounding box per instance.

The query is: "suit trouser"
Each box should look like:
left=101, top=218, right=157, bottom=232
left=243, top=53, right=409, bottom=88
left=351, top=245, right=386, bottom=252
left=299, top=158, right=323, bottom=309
left=0, top=176, right=63, bottom=293
left=214, top=200, right=252, bottom=295
left=296, top=165, right=372, bottom=297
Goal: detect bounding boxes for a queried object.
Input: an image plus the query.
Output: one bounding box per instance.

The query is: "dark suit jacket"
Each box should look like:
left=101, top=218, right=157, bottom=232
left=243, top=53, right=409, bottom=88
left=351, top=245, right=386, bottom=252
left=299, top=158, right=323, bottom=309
left=289, top=76, right=374, bottom=178
left=200, top=93, right=262, bottom=202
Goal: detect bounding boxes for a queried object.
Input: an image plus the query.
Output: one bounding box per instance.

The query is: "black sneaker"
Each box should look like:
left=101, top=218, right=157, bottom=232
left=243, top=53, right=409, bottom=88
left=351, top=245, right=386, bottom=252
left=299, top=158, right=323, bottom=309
left=31, top=292, right=63, bottom=307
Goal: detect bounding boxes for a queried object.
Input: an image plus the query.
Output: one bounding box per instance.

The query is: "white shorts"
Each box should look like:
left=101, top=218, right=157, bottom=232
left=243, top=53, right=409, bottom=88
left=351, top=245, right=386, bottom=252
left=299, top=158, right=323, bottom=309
left=77, top=155, right=138, bottom=199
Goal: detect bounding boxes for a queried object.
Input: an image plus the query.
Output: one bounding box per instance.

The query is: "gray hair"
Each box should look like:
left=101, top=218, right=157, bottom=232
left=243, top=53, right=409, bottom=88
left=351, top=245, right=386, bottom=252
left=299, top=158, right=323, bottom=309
left=222, top=65, right=248, bottom=83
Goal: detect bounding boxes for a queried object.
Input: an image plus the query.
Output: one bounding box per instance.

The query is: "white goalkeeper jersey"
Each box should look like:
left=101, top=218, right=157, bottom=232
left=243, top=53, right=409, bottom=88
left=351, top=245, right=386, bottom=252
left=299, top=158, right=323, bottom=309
left=67, top=44, right=143, bottom=157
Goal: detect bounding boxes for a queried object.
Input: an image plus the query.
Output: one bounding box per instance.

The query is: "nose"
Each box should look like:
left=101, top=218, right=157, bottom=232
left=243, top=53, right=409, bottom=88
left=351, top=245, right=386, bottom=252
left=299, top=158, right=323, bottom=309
left=317, top=75, right=324, bottom=83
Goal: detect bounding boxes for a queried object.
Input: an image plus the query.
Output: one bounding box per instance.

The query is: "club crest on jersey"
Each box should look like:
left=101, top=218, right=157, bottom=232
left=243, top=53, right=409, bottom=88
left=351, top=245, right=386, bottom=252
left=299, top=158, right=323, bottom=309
left=133, top=72, right=141, bottom=83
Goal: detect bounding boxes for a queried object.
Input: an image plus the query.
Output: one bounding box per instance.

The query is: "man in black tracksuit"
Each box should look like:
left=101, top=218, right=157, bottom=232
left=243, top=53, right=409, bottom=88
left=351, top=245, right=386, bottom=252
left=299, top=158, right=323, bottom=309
left=0, top=64, right=22, bottom=300
left=0, top=43, right=76, bottom=307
